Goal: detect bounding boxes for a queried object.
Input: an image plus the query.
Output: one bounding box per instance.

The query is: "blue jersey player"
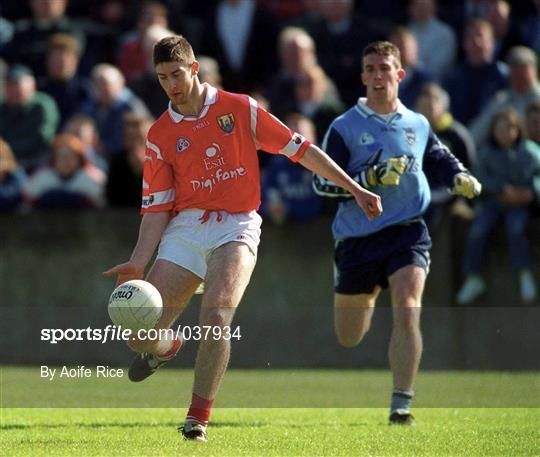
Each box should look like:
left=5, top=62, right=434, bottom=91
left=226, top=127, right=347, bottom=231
left=313, top=41, right=481, bottom=425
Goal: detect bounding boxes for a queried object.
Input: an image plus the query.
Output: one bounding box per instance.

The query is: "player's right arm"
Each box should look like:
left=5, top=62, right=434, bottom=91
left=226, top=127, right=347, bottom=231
left=104, top=135, right=175, bottom=285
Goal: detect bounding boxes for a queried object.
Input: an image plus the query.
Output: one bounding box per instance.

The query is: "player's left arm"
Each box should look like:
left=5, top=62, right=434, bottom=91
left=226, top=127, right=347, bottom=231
left=423, top=129, right=481, bottom=199
left=251, top=99, right=382, bottom=219
left=298, top=144, right=382, bottom=220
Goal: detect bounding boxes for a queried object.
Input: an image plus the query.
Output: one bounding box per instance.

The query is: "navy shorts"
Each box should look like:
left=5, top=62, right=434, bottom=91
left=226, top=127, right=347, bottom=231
left=334, top=219, right=432, bottom=294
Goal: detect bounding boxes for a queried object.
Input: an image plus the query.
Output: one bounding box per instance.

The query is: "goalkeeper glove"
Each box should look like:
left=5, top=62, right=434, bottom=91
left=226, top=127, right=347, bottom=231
left=450, top=172, right=482, bottom=199
left=360, top=155, right=409, bottom=187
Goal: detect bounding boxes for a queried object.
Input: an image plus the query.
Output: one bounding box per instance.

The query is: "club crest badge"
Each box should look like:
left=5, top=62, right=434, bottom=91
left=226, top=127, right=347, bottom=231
left=176, top=137, right=191, bottom=153
left=403, top=128, right=416, bottom=145
left=359, top=132, right=374, bottom=145
left=217, top=113, right=235, bottom=133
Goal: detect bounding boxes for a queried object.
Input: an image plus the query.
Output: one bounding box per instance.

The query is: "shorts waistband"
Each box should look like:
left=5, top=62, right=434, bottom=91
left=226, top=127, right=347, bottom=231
left=173, top=208, right=258, bottom=223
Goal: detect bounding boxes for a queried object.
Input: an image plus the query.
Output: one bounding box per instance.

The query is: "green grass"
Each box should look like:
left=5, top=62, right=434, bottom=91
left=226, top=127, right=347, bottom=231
left=2, top=407, right=538, bottom=456
left=1, top=367, right=539, bottom=456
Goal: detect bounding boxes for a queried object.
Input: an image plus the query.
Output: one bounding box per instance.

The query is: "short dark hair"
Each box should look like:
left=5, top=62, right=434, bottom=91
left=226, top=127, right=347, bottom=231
left=490, top=108, right=524, bottom=143
left=362, top=41, right=402, bottom=69
left=153, top=35, right=195, bottom=67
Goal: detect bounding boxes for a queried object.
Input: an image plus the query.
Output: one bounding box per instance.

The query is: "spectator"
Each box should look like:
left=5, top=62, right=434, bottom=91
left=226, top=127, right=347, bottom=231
left=408, top=0, right=457, bottom=80
left=482, top=0, right=523, bottom=60
left=456, top=108, right=540, bottom=304
left=261, top=113, right=321, bottom=224
left=106, top=113, right=153, bottom=208
left=293, top=65, right=346, bottom=141
left=443, top=18, right=508, bottom=125
left=38, top=33, right=92, bottom=127
left=0, top=64, right=59, bottom=172
left=265, top=26, right=319, bottom=117
left=316, top=0, right=385, bottom=106
left=0, top=137, right=27, bottom=212
left=23, top=133, right=105, bottom=209
left=389, top=26, right=434, bottom=108
left=129, top=24, right=175, bottom=118
left=525, top=100, right=540, bottom=146
left=201, top=0, right=278, bottom=92
left=79, top=63, right=150, bottom=160
left=1, top=0, right=85, bottom=79
left=117, top=0, right=169, bottom=82
left=469, top=46, right=540, bottom=147
left=415, top=82, right=477, bottom=230
left=63, top=113, right=103, bottom=166
left=198, top=56, right=223, bottom=89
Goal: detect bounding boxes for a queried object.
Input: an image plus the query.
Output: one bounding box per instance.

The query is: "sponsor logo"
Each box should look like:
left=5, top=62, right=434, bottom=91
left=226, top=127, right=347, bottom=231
left=217, top=113, right=235, bottom=133
left=203, top=143, right=226, bottom=170
left=403, top=128, right=416, bottom=145
left=190, top=166, right=247, bottom=193
left=176, top=137, right=191, bottom=153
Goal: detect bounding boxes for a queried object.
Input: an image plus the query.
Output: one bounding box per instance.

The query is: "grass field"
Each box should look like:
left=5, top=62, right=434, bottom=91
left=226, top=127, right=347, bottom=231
left=1, top=367, right=539, bottom=456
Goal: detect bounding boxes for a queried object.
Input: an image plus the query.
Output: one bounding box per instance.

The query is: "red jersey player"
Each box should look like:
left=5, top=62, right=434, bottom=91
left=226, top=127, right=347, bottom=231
left=104, top=35, right=381, bottom=442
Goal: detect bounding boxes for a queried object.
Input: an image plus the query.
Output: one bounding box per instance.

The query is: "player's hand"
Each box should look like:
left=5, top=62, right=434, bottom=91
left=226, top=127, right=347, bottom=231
left=353, top=188, right=383, bottom=220
left=103, top=262, right=145, bottom=287
left=450, top=172, right=482, bottom=199
left=364, top=155, right=409, bottom=187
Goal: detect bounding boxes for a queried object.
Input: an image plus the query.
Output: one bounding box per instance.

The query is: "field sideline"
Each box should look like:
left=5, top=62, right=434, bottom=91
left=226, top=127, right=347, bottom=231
left=1, top=367, right=539, bottom=456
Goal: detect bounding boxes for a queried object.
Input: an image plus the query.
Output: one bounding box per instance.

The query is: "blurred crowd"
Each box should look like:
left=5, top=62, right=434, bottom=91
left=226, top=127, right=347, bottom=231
left=1, top=0, right=539, bottom=303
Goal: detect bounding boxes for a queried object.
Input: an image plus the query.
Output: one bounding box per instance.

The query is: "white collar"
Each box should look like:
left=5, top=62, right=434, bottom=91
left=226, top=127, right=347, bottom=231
left=355, top=97, right=406, bottom=119
left=167, top=83, right=218, bottom=123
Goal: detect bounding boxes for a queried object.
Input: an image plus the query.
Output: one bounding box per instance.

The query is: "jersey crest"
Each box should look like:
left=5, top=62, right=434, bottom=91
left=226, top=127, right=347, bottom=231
left=176, top=137, right=191, bottom=153
left=217, top=113, right=235, bottom=133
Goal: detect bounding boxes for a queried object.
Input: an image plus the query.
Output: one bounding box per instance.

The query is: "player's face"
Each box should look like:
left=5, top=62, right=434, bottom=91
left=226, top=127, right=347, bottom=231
left=155, top=60, right=198, bottom=106
left=361, top=54, right=404, bottom=105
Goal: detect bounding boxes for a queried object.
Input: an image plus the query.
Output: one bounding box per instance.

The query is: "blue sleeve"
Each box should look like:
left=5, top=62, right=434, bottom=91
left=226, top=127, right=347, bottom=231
left=423, top=129, right=467, bottom=188
left=313, top=127, right=354, bottom=199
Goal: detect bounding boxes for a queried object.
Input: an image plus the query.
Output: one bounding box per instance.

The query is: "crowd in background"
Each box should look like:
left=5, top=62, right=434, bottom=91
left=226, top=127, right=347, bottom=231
left=1, top=0, right=539, bottom=303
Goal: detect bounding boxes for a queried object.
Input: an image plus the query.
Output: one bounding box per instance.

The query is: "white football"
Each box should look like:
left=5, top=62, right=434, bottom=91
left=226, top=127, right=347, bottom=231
left=108, top=280, right=163, bottom=331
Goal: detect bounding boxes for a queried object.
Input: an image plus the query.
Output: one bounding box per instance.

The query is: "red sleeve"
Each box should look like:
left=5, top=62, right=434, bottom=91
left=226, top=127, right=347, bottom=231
left=140, top=138, right=175, bottom=214
left=250, top=98, right=311, bottom=162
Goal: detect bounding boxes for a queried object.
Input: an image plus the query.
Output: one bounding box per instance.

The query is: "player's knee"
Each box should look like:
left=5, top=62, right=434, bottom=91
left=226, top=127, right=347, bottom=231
left=336, top=328, right=368, bottom=347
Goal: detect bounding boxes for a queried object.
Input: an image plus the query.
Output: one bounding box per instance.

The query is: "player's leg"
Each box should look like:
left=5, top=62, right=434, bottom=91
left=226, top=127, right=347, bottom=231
left=127, top=260, right=202, bottom=382
left=334, top=289, right=379, bottom=347
left=183, top=241, right=256, bottom=439
left=128, top=259, right=202, bottom=353
left=387, top=264, right=426, bottom=424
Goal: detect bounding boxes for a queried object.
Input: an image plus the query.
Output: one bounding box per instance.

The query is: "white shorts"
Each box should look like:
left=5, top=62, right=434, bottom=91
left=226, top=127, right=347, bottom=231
left=157, top=209, right=262, bottom=279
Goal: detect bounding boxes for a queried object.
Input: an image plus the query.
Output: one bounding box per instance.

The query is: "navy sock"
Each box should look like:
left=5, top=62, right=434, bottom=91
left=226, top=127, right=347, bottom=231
left=391, top=389, right=414, bottom=414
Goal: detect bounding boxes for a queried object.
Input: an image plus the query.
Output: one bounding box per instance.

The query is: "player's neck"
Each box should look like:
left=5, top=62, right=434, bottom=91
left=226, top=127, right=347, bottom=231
left=365, top=98, right=398, bottom=115
left=174, top=80, right=206, bottom=117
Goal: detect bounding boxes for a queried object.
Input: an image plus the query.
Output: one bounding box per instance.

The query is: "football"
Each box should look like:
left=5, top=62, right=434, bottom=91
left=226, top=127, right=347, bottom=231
left=108, top=280, right=163, bottom=331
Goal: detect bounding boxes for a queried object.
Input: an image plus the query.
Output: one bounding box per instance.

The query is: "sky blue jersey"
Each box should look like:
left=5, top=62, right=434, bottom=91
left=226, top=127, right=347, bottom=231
left=316, top=99, right=465, bottom=240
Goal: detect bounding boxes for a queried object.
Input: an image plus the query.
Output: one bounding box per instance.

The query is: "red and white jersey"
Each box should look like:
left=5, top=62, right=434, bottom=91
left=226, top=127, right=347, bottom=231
left=141, top=83, right=310, bottom=214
